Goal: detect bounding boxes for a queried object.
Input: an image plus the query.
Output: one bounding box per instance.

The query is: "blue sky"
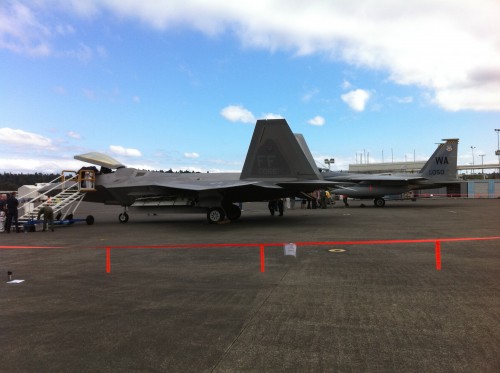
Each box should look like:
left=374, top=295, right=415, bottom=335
left=1, top=0, right=500, bottom=173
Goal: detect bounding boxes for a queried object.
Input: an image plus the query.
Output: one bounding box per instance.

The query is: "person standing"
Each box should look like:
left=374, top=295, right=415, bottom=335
left=0, top=194, right=6, bottom=232
left=277, top=198, right=284, bottom=216
left=268, top=199, right=278, bottom=216
left=5, top=192, right=19, bottom=233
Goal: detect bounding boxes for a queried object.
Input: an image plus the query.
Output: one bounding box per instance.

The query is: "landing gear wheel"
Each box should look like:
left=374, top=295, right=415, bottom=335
left=374, top=198, right=385, bottom=207
left=207, top=207, right=225, bottom=223
left=119, top=212, right=129, bottom=223
left=86, top=215, right=95, bottom=225
left=225, top=204, right=241, bottom=221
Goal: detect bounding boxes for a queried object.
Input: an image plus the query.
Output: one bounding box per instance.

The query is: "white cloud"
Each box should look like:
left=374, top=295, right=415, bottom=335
left=0, top=1, right=51, bottom=56
left=393, top=96, right=413, bottom=104
left=184, top=152, right=199, bottom=159
left=109, top=145, right=142, bottom=157
left=342, top=80, right=352, bottom=90
left=341, top=89, right=371, bottom=112
left=0, top=127, right=53, bottom=148
left=308, top=116, right=326, bottom=126
left=0, top=157, right=81, bottom=174
left=3, top=1, right=500, bottom=111
left=220, top=105, right=256, bottom=123
left=262, top=113, right=284, bottom=120
left=96, top=1, right=500, bottom=111
left=302, top=88, right=319, bottom=102
left=67, top=131, right=82, bottom=139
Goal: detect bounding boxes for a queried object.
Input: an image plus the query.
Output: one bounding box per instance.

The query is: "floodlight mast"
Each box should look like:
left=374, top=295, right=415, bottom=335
left=324, top=158, right=335, bottom=170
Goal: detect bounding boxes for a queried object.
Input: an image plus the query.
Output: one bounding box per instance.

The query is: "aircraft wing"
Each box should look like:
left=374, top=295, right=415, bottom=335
left=349, top=175, right=426, bottom=183
left=151, top=179, right=278, bottom=192
left=325, top=173, right=427, bottom=186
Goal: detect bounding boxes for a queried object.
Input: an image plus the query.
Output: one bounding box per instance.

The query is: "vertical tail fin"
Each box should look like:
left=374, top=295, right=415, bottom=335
left=419, top=139, right=459, bottom=180
left=240, top=119, right=322, bottom=180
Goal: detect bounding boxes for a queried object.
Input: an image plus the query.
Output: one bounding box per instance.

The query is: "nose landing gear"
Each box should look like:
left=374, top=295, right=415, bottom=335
left=118, top=212, right=129, bottom=223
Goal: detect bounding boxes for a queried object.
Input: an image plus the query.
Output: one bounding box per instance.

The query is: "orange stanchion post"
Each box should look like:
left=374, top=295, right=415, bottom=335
left=106, top=247, right=111, bottom=273
left=435, top=241, right=441, bottom=270
left=260, top=244, right=265, bottom=273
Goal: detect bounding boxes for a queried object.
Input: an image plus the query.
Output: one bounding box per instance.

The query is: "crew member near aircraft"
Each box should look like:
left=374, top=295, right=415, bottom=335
left=5, top=192, right=19, bottom=233
left=268, top=198, right=284, bottom=216
left=0, top=194, right=6, bottom=232
left=37, top=200, right=55, bottom=232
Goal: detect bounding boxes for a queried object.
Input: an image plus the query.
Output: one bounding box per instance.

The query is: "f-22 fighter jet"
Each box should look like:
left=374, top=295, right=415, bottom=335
left=75, top=119, right=336, bottom=223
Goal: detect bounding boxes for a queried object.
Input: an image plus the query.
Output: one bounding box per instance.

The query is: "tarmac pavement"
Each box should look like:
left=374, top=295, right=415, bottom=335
left=1, top=198, right=499, bottom=372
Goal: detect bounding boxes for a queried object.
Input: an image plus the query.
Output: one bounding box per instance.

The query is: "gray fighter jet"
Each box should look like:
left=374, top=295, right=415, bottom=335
left=322, top=139, right=460, bottom=207
left=74, top=119, right=337, bottom=223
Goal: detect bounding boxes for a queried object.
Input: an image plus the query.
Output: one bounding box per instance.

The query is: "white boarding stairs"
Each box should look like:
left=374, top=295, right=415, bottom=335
left=17, top=170, right=96, bottom=227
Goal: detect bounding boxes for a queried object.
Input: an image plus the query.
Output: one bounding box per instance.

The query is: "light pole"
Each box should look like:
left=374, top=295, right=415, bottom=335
left=470, top=146, right=476, bottom=166
left=479, top=154, right=485, bottom=179
left=495, top=129, right=500, bottom=164
left=324, top=158, right=335, bottom=170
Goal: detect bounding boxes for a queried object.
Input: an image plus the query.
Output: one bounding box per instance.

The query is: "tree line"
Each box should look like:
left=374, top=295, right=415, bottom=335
left=0, top=173, right=60, bottom=191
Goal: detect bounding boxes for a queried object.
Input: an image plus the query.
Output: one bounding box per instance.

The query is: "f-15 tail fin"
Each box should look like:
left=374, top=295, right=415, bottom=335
left=240, top=119, right=322, bottom=180
left=419, top=138, right=459, bottom=180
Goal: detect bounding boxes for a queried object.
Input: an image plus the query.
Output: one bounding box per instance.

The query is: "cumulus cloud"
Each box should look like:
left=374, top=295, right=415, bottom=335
left=341, top=89, right=371, bottom=112
left=220, top=105, right=256, bottom=123
left=308, top=116, right=326, bottom=126
left=0, top=127, right=53, bottom=148
left=109, top=145, right=142, bottom=157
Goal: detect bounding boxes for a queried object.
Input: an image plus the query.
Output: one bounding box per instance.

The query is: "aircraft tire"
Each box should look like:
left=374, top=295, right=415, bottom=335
left=374, top=198, right=385, bottom=207
left=207, top=207, right=225, bottom=224
left=86, top=215, right=95, bottom=225
left=225, top=204, right=241, bottom=221
left=119, top=212, right=129, bottom=223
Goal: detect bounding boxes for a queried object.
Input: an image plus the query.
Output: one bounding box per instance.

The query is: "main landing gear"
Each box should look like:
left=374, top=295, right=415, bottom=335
left=206, top=204, right=242, bottom=224
left=116, top=204, right=242, bottom=224
left=373, top=197, right=386, bottom=207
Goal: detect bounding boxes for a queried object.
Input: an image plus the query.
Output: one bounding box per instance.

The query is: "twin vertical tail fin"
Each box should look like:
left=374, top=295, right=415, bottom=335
left=419, top=139, right=459, bottom=180
left=240, top=119, right=322, bottom=180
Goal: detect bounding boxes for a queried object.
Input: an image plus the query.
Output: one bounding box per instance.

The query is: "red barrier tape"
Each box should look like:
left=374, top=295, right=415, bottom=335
left=0, top=246, right=63, bottom=249
left=104, top=236, right=500, bottom=273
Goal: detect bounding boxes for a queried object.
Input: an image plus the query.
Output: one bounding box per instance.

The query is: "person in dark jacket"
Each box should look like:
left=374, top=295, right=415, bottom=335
left=5, top=192, right=19, bottom=233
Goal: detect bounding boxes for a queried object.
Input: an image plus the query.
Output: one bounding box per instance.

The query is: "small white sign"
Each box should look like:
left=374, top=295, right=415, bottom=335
left=7, top=279, right=25, bottom=284
left=284, top=243, right=297, bottom=257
